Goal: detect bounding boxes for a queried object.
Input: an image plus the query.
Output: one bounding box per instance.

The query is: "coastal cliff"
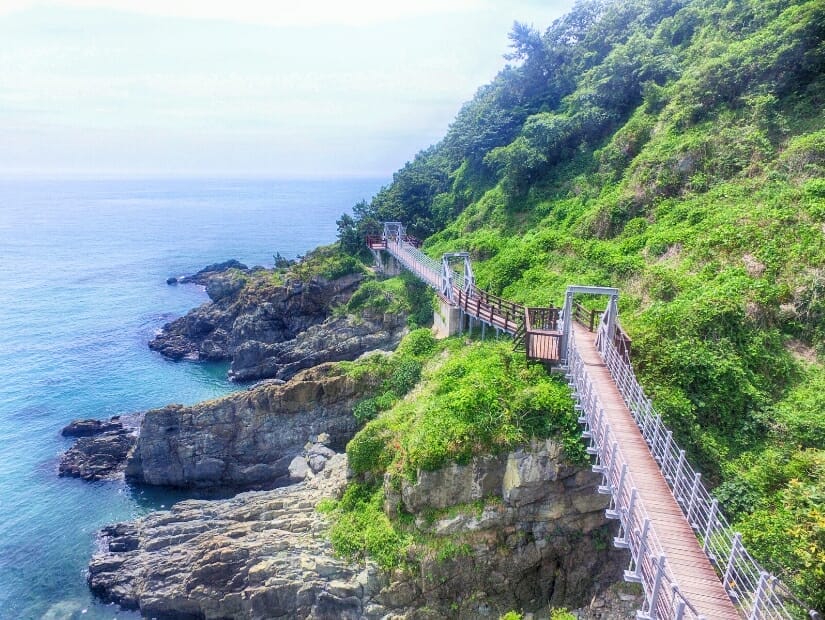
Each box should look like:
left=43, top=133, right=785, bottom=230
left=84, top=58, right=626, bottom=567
left=125, top=363, right=365, bottom=488
left=77, top=314, right=637, bottom=618
left=89, top=442, right=631, bottom=619
left=150, top=256, right=407, bottom=383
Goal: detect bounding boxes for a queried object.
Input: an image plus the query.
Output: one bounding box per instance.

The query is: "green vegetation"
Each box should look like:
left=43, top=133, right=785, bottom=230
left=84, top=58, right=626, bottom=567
left=340, top=272, right=434, bottom=328
left=348, top=340, right=582, bottom=479
left=341, top=328, right=437, bottom=425
left=324, top=333, right=583, bottom=571
left=326, top=481, right=413, bottom=570
left=498, top=609, right=575, bottom=620
left=336, top=0, right=825, bottom=607
left=290, top=244, right=365, bottom=282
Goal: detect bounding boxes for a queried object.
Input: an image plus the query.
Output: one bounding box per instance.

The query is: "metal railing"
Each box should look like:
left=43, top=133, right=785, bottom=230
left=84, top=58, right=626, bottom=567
left=594, top=314, right=818, bottom=620
left=567, top=332, right=702, bottom=620
left=386, top=237, right=442, bottom=290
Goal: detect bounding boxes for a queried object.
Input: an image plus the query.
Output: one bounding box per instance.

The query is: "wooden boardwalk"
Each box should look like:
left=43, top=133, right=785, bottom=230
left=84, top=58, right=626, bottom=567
left=573, top=324, right=740, bottom=620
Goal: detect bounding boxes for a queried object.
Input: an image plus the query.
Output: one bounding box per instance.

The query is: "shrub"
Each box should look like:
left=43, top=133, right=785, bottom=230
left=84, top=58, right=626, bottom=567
left=347, top=418, right=395, bottom=475
left=327, top=483, right=411, bottom=570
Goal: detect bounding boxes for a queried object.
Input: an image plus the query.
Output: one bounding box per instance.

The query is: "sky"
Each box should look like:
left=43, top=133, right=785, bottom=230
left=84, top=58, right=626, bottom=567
left=0, top=0, right=577, bottom=178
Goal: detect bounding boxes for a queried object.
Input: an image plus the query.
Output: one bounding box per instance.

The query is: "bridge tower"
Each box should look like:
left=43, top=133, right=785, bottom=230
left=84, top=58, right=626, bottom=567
left=433, top=252, right=473, bottom=338
left=560, top=285, right=619, bottom=364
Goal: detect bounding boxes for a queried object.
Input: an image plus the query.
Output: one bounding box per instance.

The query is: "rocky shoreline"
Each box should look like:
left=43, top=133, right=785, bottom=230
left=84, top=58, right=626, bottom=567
left=86, top=441, right=631, bottom=619
left=58, top=260, right=633, bottom=619
left=59, top=414, right=141, bottom=481
left=149, top=261, right=406, bottom=382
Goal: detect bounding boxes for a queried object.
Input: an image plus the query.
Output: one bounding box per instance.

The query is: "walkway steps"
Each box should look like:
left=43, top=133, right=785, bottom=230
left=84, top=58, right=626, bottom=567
left=574, top=325, right=741, bottom=620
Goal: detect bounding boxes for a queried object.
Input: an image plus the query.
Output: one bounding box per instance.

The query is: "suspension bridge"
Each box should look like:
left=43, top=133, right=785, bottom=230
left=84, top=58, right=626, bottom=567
left=367, top=222, right=819, bottom=620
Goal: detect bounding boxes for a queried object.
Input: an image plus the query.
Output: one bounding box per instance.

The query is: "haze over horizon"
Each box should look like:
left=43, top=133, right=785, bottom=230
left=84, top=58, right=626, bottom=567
left=0, top=0, right=577, bottom=179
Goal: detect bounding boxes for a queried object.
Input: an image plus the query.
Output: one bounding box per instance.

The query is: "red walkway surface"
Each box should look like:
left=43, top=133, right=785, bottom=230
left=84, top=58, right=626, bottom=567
left=574, top=325, right=741, bottom=620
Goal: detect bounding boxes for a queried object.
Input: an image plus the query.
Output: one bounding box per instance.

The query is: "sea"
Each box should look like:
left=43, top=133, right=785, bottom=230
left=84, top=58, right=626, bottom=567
left=0, top=177, right=384, bottom=619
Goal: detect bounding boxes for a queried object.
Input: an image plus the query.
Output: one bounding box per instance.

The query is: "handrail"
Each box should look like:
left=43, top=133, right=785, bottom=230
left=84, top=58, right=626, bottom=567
left=573, top=300, right=600, bottom=332
left=526, top=306, right=561, bottom=332
left=385, top=237, right=442, bottom=291
left=595, top=315, right=817, bottom=620
left=568, top=332, right=703, bottom=620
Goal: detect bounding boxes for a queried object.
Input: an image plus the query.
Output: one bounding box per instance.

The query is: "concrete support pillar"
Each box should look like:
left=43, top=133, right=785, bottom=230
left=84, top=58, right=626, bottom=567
left=433, top=298, right=461, bottom=338
left=377, top=253, right=402, bottom=276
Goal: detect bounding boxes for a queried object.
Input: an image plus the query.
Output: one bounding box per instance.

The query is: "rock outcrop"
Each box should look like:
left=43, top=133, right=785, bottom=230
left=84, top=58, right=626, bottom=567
left=125, top=363, right=365, bottom=489
left=228, top=310, right=406, bottom=382
left=61, top=417, right=124, bottom=437
left=59, top=415, right=141, bottom=481
left=378, top=438, right=625, bottom=617
left=151, top=267, right=406, bottom=382
left=91, top=441, right=631, bottom=619
left=167, top=259, right=249, bottom=286
left=89, top=454, right=389, bottom=619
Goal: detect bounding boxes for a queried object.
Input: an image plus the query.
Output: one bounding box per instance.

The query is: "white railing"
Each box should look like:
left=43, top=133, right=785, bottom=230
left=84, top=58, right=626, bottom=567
left=593, top=315, right=817, bottom=620
left=387, top=238, right=441, bottom=289
left=567, top=333, right=703, bottom=619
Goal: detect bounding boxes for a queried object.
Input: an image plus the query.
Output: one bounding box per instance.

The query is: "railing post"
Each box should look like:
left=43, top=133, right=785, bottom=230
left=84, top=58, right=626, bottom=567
left=647, top=554, right=667, bottom=619
left=673, top=449, right=686, bottom=499
left=724, top=533, right=741, bottom=597
left=687, top=473, right=702, bottom=528
left=615, top=487, right=637, bottom=549
left=703, top=498, right=718, bottom=555
left=625, top=517, right=650, bottom=583
left=662, top=430, right=673, bottom=478
left=607, top=463, right=628, bottom=520
left=748, top=571, right=770, bottom=620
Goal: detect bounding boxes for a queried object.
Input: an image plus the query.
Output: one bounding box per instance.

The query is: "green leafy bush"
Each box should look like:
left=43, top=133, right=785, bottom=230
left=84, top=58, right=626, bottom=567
left=347, top=341, right=582, bottom=479
left=291, top=244, right=365, bottom=282
left=326, top=482, right=412, bottom=570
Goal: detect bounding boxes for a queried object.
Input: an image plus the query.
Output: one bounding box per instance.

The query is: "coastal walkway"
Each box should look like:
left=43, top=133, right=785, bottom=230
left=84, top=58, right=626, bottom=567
left=367, top=222, right=819, bottom=620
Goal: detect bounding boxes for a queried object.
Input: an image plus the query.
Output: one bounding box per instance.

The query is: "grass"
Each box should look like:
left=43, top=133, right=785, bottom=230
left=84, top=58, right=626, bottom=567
left=347, top=340, right=584, bottom=480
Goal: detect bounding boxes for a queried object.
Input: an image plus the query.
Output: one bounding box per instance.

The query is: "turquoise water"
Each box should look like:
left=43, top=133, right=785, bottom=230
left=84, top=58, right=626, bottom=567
left=0, top=178, right=382, bottom=619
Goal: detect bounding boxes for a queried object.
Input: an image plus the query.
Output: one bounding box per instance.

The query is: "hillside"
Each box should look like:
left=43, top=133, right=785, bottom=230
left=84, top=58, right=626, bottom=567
left=338, top=0, right=825, bottom=609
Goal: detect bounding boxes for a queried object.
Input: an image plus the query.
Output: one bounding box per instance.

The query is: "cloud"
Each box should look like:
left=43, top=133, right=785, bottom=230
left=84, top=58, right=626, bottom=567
left=0, top=0, right=577, bottom=176
left=0, top=0, right=485, bottom=26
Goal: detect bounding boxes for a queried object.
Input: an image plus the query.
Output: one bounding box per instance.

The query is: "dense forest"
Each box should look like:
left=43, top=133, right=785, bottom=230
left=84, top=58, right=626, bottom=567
left=335, top=0, right=824, bottom=610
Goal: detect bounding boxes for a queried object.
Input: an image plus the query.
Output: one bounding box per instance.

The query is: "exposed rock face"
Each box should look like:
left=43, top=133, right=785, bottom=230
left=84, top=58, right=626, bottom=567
left=125, top=363, right=364, bottom=489
left=229, top=310, right=406, bottom=382
left=59, top=415, right=141, bottom=481
left=573, top=581, right=644, bottom=620
left=90, top=443, right=631, bottom=619
left=151, top=268, right=405, bottom=382
left=89, top=454, right=390, bottom=619
left=61, top=417, right=124, bottom=437
left=169, top=259, right=249, bottom=285
left=380, top=439, right=626, bottom=617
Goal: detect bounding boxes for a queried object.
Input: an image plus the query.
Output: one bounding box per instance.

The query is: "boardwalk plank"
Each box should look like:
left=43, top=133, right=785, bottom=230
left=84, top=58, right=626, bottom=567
left=573, top=326, right=741, bottom=619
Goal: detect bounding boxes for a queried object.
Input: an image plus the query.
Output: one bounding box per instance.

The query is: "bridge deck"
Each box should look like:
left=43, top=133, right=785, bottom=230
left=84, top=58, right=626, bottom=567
left=573, top=325, right=740, bottom=620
